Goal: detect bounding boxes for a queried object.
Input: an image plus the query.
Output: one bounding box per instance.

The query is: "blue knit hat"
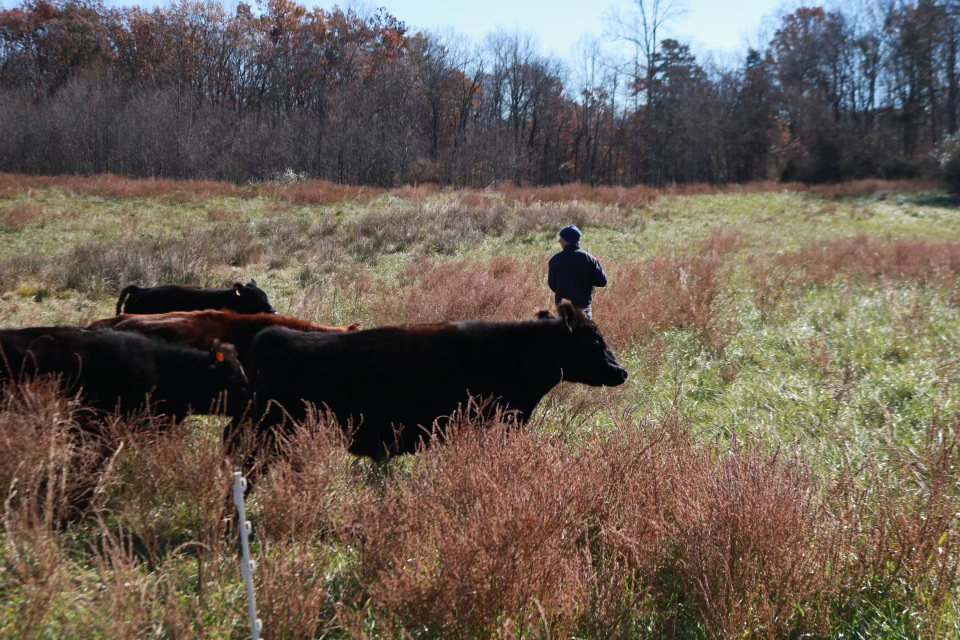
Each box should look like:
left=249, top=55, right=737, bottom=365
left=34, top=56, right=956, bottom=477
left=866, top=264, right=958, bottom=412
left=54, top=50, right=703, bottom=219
left=559, top=225, right=582, bottom=244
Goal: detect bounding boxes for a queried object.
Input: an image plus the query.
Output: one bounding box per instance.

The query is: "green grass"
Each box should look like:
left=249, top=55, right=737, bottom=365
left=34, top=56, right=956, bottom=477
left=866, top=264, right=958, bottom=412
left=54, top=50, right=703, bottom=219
left=1, top=178, right=959, bottom=637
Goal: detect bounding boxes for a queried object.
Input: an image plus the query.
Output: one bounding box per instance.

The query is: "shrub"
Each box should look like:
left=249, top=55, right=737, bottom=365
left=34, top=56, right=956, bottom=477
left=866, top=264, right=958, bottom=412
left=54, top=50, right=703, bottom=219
left=760, top=235, right=960, bottom=295
left=934, top=132, right=960, bottom=195
left=368, top=254, right=548, bottom=325
left=342, top=412, right=596, bottom=637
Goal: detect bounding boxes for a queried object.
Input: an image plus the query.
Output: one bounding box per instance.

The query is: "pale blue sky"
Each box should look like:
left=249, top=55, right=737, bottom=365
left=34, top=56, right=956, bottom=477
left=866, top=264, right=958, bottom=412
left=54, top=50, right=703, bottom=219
left=308, top=0, right=789, bottom=61
left=7, top=0, right=792, bottom=62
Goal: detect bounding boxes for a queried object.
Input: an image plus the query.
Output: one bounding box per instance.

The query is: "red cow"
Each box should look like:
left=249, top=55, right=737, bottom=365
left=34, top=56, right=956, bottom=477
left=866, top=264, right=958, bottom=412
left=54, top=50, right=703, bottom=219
left=89, top=310, right=361, bottom=368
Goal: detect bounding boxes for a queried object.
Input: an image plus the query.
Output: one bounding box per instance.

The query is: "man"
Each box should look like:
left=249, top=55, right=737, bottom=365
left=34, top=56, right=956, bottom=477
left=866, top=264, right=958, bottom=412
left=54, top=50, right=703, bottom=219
left=547, top=225, right=608, bottom=319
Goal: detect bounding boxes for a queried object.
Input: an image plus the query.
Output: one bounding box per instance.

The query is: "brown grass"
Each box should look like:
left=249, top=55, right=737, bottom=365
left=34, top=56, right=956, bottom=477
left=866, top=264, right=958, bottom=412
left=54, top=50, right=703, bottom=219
left=254, top=543, right=337, bottom=639
left=0, top=172, right=244, bottom=201
left=365, top=234, right=734, bottom=354
left=346, top=197, right=636, bottom=259
left=596, top=254, right=724, bottom=349
left=0, top=378, right=101, bottom=527
left=368, top=254, right=550, bottom=325
left=259, top=179, right=384, bottom=205
left=597, top=231, right=741, bottom=351
left=1, top=172, right=936, bottom=206
left=843, top=418, right=960, bottom=627
left=496, top=179, right=938, bottom=206
left=753, top=236, right=960, bottom=313
left=666, top=443, right=837, bottom=637
left=98, top=418, right=235, bottom=565
left=0, top=380, right=114, bottom=637
left=252, top=413, right=365, bottom=545
left=497, top=182, right=661, bottom=206
left=496, top=180, right=803, bottom=206
left=803, top=178, right=940, bottom=199
left=341, top=411, right=596, bottom=637
left=0, top=203, right=46, bottom=230
left=326, top=408, right=854, bottom=637
left=18, top=222, right=311, bottom=294
left=1, top=379, right=958, bottom=636
left=205, top=206, right=242, bottom=222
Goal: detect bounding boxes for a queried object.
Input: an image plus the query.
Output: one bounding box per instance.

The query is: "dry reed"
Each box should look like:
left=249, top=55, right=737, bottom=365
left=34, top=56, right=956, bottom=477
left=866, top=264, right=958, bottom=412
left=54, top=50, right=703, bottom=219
left=0, top=172, right=938, bottom=205
left=753, top=235, right=960, bottom=314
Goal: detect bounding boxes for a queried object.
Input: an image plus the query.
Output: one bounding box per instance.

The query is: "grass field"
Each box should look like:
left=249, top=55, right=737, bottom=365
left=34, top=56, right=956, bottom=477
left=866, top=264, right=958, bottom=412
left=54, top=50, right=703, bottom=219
left=1, top=174, right=958, bottom=638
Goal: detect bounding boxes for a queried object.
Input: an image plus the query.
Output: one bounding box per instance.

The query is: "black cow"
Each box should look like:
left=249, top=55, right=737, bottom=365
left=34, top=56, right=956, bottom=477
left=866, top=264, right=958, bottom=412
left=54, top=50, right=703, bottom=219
left=0, top=326, right=249, bottom=422
left=115, top=280, right=275, bottom=315
left=246, top=302, right=628, bottom=460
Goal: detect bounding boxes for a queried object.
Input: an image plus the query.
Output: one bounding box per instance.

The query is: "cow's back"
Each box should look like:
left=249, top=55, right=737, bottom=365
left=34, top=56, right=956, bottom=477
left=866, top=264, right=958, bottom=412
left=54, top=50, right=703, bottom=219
left=249, top=322, right=560, bottom=458
left=0, top=326, right=248, bottom=419
left=121, top=286, right=227, bottom=314
left=93, top=311, right=359, bottom=367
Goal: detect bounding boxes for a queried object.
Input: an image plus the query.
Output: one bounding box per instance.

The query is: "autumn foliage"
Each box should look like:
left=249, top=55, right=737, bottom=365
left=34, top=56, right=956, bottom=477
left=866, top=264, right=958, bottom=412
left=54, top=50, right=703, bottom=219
left=1, top=0, right=959, bottom=187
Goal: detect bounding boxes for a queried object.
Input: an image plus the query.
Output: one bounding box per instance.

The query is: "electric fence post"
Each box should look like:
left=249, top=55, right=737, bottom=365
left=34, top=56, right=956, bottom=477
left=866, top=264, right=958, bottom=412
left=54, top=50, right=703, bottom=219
left=233, top=471, right=262, bottom=640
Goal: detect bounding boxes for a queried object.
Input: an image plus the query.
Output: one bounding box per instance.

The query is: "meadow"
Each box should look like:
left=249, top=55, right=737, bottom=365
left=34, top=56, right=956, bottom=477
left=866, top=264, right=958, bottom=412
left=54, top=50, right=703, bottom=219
left=0, top=174, right=958, bottom=638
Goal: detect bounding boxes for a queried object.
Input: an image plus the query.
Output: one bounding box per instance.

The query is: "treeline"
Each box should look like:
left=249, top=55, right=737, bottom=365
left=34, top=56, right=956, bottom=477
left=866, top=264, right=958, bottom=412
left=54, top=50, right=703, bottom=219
left=0, top=0, right=958, bottom=187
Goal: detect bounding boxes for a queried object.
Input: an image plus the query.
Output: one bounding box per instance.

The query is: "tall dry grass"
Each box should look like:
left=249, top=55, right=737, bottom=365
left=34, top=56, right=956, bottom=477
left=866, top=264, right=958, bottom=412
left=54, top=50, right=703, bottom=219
left=0, top=172, right=245, bottom=201
left=253, top=543, right=338, bottom=639
left=665, top=443, right=837, bottom=637
left=596, top=253, right=726, bottom=350
left=98, top=419, right=235, bottom=565
left=0, top=381, right=244, bottom=638
left=364, top=233, right=735, bottom=354
left=803, top=178, right=940, bottom=199
left=0, top=172, right=939, bottom=205
left=367, top=254, right=550, bottom=325
left=0, top=220, right=337, bottom=294
left=0, top=195, right=639, bottom=296
left=346, top=197, right=638, bottom=259
left=0, top=203, right=46, bottom=231
left=1, top=380, right=958, bottom=636
left=339, top=413, right=597, bottom=637
left=779, top=236, right=960, bottom=287
left=618, top=227, right=737, bottom=352
left=753, top=235, right=960, bottom=314
left=252, top=412, right=365, bottom=546
left=839, top=418, right=960, bottom=628
left=0, top=378, right=102, bottom=527
left=0, top=380, right=91, bottom=637
left=316, top=408, right=853, bottom=637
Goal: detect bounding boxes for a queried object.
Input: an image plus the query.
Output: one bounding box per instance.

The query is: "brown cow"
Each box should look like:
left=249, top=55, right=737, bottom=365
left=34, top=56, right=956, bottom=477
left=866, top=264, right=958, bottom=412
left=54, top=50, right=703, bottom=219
left=89, top=310, right=360, bottom=367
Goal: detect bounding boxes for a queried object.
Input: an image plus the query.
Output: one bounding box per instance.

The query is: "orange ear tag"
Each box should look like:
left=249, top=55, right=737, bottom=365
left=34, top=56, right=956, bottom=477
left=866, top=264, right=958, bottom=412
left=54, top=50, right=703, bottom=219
left=216, top=351, right=225, bottom=363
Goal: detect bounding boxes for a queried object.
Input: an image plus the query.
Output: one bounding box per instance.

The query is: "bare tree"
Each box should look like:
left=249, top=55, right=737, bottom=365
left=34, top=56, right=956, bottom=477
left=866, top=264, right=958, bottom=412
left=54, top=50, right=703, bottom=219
left=606, top=0, right=685, bottom=184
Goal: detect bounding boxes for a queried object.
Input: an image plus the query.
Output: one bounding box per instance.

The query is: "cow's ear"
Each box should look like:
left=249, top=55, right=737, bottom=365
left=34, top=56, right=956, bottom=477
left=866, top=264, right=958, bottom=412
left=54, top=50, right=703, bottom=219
left=234, top=283, right=243, bottom=296
left=248, top=278, right=258, bottom=288
left=210, top=341, right=238, bottom=366
left=209, top=340, right=226, bottom=365
left=557, top=300, right=578, bottom=331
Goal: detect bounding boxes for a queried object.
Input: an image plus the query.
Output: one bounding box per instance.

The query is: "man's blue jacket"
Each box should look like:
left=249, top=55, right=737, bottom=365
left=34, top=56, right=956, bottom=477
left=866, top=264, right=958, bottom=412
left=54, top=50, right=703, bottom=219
left=547, top=244, right=608, bottom=309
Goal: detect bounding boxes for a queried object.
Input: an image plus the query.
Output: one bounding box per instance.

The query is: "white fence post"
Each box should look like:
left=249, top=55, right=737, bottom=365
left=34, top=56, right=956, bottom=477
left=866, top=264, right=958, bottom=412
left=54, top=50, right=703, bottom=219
left=233, top=471, right=262, bottom=640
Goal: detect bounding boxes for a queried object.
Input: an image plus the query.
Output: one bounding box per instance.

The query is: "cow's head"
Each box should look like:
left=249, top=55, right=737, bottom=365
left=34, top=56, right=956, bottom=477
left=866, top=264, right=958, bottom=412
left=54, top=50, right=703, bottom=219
left=233, top=279, right=276, bottom=314
left=208, top=342, right=250, bottom=414
left=546, top=302, right=628, bottom=387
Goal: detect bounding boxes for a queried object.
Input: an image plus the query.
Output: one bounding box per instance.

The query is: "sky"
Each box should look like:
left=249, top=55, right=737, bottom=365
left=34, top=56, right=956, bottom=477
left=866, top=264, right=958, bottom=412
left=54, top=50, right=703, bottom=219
left=9, top=0, right=792, bottom=63
left=307, top=0, right=790, bottom=62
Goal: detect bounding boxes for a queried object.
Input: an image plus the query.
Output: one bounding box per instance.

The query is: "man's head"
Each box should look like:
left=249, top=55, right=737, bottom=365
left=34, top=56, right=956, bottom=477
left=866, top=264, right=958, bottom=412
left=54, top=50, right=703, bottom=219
left=559, top=225, right=582, bottom=247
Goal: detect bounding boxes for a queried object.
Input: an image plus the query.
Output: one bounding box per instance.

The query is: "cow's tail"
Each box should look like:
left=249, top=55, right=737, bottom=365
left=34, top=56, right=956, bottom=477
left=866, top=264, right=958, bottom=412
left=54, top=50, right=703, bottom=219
left=116, top=284, right=140, bottom=315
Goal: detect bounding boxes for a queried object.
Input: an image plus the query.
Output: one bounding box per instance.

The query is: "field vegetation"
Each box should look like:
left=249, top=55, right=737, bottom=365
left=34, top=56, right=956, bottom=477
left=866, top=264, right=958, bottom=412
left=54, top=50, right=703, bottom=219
left=1, top=174, right=959, bottom=638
